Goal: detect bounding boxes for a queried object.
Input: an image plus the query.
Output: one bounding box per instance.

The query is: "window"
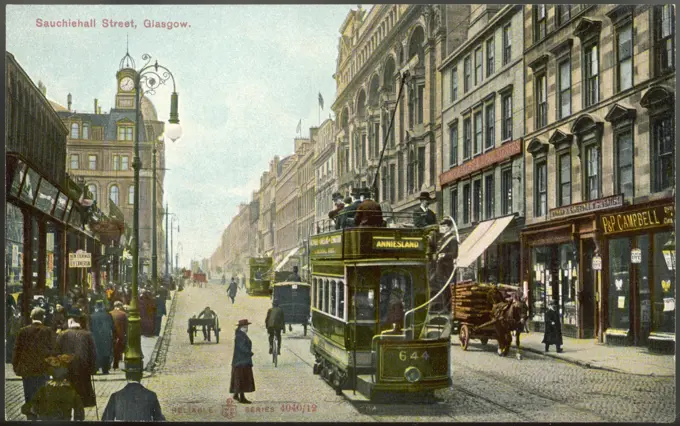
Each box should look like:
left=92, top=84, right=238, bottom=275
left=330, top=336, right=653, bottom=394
left=535, top=160, right=547, bottom=216
left=88, top=155, right=97, bottom=170
left=451, top=67, right=458, bottom=102
left=87, top=184, right=97, bottom=201
left=464, top=56, right=471, bottom=92
left=330, top=280, right=337, bottom=316
left=616, top=129, right=634, bottom=199
left=389, top=164, right=396, bottom=202
left=558, top=59, right=571, bottom=119
left=501, top=168, right=513, bottom=215
left=501, top=93, right=512, bottom=140
left=451, top=187, right=458, bottom=223
left=128, top=186, right=134, bottom=205
left=70, top=154, right=79, bottom=170
left=474, top=47, right=483, bottom=85
left=502, top=24, right=512, bottom=65
left=557, top=5, right=571, bottom=26
left=323, top=280, right=330, bottom=313
left=536, top=73, right=548, bottom=128
left=585, top=144, right=600, bottom=200
left=484, top=174, right=494, bottom=219
left=463, top=117, right=472, bottom=159
left=486, top=38, right=495, bottom=76
left=534, top=5, right=547, bottom=42
left=558, top=153, right=571, bottom=206
left=654, top=5, right=675, bottom=75
left=584, top=43, right=599, bottom=107
left=338, top=281, right=345, bottom=319
left=118, top=125, right=133, bottom=141
left=70, top=123, right=79, bottom=139
left=449, top=122, right=458, bottom=166
left=485, top=103, right=495, bottom=150
left=473, top=179, right=482, bottom=222
left=82, top=123, right=89, bottom=140
left=417, top=85, right=424, bottom=124
left=313, top=279, right=318, bottom=308
left=112, top=155, right=119, bottom=171
left=417, top=147, right=426, bottom=191
left=474, top=112, right=483, bottom=155
left=652, top=115, right=675, bottom=192
left=463, top=183, right=471, bottom=223
left=617, top=24, right=633, bottom=92
left=110, top=185, right=119, bottom=205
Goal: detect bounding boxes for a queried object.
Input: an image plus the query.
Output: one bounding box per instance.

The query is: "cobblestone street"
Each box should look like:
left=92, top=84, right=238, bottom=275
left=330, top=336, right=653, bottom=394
left=5, top=280, right=676, bottom=422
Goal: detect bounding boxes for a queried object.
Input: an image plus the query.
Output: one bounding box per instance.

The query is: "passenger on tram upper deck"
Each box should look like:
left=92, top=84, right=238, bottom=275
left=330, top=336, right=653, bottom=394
left=328, top=192, right=345, bottom=230
left=336, top=188, right=361, bottom=229
left=413, top=191, right=437, bottom=228
left=354, top=187, right=384, bottom=227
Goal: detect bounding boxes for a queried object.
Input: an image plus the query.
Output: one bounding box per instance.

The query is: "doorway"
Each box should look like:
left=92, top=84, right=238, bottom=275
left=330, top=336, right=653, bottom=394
left=580, top=239, right=596, bottom=338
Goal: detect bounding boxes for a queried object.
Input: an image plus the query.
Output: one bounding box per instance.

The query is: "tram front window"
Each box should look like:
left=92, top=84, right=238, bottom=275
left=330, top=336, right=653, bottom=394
left=379, top=271, right=413, bottom=331
left=354, top=290, right=375, bottom=320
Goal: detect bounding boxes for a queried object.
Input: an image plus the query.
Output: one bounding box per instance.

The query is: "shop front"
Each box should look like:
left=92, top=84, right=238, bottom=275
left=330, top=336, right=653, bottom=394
left=599, top=200, right=675, bottom=350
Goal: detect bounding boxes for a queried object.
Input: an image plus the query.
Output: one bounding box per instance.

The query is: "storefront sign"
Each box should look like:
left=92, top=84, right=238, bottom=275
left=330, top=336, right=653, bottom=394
left=69, top=250, right=91, bottom=268
left=592, top=255, right=602, bottom=271
left=550, top=195, right=624, bottom=220
left=631, top=248, right=642, bottom=264
left=601, top=204, right=675, bottom=235
left=663, top=297, right=675, bottom=312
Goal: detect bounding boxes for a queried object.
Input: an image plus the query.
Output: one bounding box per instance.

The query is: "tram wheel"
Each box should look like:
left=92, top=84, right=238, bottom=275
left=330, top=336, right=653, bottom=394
left=480, top=338, right=488, bottom=346
left=459, top=325, right=470, bottom=351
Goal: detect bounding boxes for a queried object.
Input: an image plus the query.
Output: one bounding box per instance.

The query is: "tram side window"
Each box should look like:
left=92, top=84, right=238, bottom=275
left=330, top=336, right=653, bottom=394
left=324, top=279, right=330, bottom=313
left=312, top=278, right=318, bottom=308
left=330, top=280, right=337, bottom=316
left=318, top=279, right=324, bottom=310
left=354, top=289, right=375, bottom=320
left=338, top=282, right=345, bottom=320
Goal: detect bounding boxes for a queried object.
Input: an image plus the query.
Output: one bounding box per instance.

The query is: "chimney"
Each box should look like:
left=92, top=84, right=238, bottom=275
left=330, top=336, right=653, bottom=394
left=67, top=93, right=72, bottom=111
left=98, top=106, right=102, bottom=114
left=94, top=98, right=98, bottom=114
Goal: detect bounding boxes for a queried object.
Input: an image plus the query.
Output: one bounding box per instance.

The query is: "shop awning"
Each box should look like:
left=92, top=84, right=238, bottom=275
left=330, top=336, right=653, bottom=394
left=275, top=246, right=301, bottom=272
left=456, top=215, right=515, bottom=269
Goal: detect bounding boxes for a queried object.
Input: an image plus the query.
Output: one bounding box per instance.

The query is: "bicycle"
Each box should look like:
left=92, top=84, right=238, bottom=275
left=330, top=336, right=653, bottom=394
left=272, top=333, right=279, bottom=367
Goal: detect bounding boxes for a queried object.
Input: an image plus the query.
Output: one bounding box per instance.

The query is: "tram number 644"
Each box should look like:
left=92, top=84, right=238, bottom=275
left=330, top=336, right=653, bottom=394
left=398, top=350, right=429, bottom=362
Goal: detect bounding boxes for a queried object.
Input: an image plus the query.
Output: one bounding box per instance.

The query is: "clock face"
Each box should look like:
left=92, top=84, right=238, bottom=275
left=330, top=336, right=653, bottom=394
left=119, top=77, right=134, bottom=92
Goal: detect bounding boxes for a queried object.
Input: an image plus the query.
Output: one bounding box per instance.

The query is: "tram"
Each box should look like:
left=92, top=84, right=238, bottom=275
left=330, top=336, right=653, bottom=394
left=309, top=217, right=453, bottom=399
left=247, top=256, right=273, bottom=296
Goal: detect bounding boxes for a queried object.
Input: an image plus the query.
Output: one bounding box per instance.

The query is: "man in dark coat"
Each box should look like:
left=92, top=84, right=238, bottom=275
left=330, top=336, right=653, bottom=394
left=413, top=191, right=437, bottom=228
left=328, top=192, right=345, bottom=230
left=430, top=218, right=459, bottom=311
left=290, top=266, right=302, bottom=283
left=139, top=290, right=157, bottom=337
left=109, top=301, right=128, bottom=370
left=198, top=306, right=218, bottom=341
left=354, top=187, right=384, bottom=227
left=56, top=316, right=98, bottom=407
left=154, top=290, right=167, bottom=336
left=52, top=304, right=68, bottom=333
left=336, top=188, right=361, bottom=229
left=543, top=300, right=563, bottom=353
left=12, top=307, right=57, bottom=410
left=102, top=376, right=165, bottom=421
left=89, top=300, right=113, bottom=374
left=265, top=301, right=285, bottom=355
left=228, top=278, right=238, bottom=304
left=230, top=319, right=255, bottom=404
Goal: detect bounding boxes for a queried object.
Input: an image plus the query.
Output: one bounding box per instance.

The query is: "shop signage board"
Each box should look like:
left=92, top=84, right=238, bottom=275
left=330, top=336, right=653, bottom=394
left=592, top=255, right=602, bottom=271
left=601, top=204, right=675, bottom=235
left=69, top=250, right=91, bottom=268
left=631, top=248, right=642, bottom=264
left=550, top=195, right=624, bottom=220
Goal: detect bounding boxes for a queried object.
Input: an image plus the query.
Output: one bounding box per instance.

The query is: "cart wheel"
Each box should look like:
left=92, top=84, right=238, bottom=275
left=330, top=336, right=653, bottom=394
left=215, top=329, right=220, bottom=344
left=189, top=331, right=194, bottom=345
left=459, top=325, right=470, bottom=351
left=303, top=325, right=307, bottom=336
left=207, top=328, right=211, bottom=342
left=480, top=338, right=489, bottom=346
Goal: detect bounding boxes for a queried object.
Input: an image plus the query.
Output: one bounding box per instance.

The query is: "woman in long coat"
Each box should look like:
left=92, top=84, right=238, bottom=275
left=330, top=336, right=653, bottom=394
left=89, top=301, right=114, bottom=374
left=139, top=291, right=157, bottom=337
left=229, top=319, right=255, bottom=404
left=56, top=317, right=97, bottom=407
left=542, top=300, right=563, bottom=353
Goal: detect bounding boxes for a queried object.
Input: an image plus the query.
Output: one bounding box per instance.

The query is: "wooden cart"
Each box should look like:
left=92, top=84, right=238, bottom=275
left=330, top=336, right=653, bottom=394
left=188, top=316, right=220, bottom=344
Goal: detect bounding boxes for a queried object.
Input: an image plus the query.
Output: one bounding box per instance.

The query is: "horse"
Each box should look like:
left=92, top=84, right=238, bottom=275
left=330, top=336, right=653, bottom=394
left=491, top=292, right=529, bottom=359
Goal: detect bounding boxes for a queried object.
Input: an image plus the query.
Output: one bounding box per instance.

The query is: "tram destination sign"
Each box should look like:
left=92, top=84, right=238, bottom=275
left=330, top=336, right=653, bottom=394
left=310, top=234, right=342, bottom=258
left=550, top=194, right=624, bottom=220
left=69, top=250, right=91, bottom=268
left=372, top=236, right=423, bottom=250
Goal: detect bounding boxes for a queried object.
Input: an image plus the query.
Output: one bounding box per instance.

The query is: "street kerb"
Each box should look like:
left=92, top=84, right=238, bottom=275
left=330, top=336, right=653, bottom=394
left=146, top=290, right=179, bottom=374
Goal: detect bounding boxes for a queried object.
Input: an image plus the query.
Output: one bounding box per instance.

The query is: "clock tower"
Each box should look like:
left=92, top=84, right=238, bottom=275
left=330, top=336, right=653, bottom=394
left=116, top=50, right=137, bottom=110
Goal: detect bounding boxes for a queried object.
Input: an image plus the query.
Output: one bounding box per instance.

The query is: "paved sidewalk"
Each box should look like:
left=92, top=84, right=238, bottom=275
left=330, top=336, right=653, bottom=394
left=454, top=330, right=675, bottom=377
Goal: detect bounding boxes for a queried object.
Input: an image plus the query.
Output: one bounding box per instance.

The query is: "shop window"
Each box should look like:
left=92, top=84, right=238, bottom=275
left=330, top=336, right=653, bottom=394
left=31, top=217, right=39, bottom=290
left=531, top=246, right=553, bottom=322
left=501, top=168, right=513, bottom=215
left=615, top=129, right=634, bottom=199
left=484, top=174, right=494, bottom=220
left=654, top=5, right=675, bottom=76
left=651, top=114, right=674, bottom=192
left=617, top=24, right=633, bottom=92
left=45, top=221, right=61, bottom=292
left=558, top=58, right=571, bottom=119
left=485, top=103, right=495, bottom=150
left=535, top=160, right=548, bottom=217
left=5, top=203, right=25, bottom=296
left=585, top=144, right=601, bottom=200
left=486, top=37, right=495, bottom=77
left=637, top=235, right=652, bottom=344
left=583, top=43, right=599, bottom=107
left=558, top=243, right=578, bottom=327
left=473, top=179, right=482, bottom=223
left=502, top=24, right=512, bottom=65
left=558, top=153, right=571, bottom=206
left=501, top=93, right=512, bottom=140
left=609, top=237, right=631, bottom=331
left=653, top=232, right=675, bottom=334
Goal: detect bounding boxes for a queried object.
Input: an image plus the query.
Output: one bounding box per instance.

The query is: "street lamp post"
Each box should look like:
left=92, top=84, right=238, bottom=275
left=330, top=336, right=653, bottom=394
left=125, top=53, right=182, bottom=381
left=165, top=204, right=169, bottom=278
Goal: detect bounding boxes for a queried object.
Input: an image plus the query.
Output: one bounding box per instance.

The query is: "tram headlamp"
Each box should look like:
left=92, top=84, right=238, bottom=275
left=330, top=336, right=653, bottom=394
left=404, top=366, right=422, bottom=383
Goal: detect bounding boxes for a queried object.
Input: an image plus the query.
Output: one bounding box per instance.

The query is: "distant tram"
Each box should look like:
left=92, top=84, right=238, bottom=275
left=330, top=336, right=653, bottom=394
left=247, top=257, right=273, bottom=296
left=309, top=219, right=452, bottom=399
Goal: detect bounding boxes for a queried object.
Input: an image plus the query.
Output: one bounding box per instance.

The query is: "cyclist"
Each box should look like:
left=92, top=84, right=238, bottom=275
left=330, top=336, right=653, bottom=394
left=265, top=301, right=285, bottom=355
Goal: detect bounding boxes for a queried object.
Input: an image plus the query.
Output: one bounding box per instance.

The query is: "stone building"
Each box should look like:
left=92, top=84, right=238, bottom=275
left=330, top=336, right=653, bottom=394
left=221, top=202, right=252, bottom=278
left=520, top=5, right=675, bottom=348
left=331, top=4, right=470, bottom=217
left=313, top=119, right=338, bottom=230
left=297, top=133, right=316, bottom=279
left=259, top=156, right=281, bottom=257
left=439, top=5, right=525, bottom=287
left=56, top=51, right=167, bottom=278
left=274, top=153, right=299, bottom=269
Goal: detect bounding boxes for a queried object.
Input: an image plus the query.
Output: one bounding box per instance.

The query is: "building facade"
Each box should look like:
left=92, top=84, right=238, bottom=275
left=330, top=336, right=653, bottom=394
left=275, top=149, right=301, bottom=269
left=520, top=5, right=675, bottom=347
left=314, top=119, right=338, bottom=230
left=439, top=5, right=526, bottom=287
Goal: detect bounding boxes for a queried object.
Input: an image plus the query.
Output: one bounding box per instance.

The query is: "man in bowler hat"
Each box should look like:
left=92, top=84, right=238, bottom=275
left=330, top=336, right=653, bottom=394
left=413, top=191, right=437, bottom=228
left=354, top=187, right=383, bottom=227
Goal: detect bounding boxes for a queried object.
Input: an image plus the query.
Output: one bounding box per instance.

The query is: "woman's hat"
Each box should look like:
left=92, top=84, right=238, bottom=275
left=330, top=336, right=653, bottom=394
left=418, top=191, right=435, bottom=201
left=46, top=354, right=73, bottom=378
left=236, top=319, right=252, bottom=327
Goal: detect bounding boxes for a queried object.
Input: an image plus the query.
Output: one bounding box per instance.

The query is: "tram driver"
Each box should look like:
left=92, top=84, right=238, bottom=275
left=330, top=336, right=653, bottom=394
left=380, top=279, right=407, bottom=333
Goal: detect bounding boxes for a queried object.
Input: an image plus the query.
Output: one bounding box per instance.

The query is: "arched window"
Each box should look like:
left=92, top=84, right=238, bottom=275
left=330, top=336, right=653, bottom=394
left=70, top=123, right=79, bottom=139
left=87, top=184, right=97, bottom=201
left=109, top=185, right=119, bottom=205
left=128, top=185, right=135, bottom=205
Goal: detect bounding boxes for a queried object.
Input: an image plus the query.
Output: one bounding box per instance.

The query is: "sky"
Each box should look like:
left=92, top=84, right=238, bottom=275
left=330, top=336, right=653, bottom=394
left=6, top=4, right=359, bottom=268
